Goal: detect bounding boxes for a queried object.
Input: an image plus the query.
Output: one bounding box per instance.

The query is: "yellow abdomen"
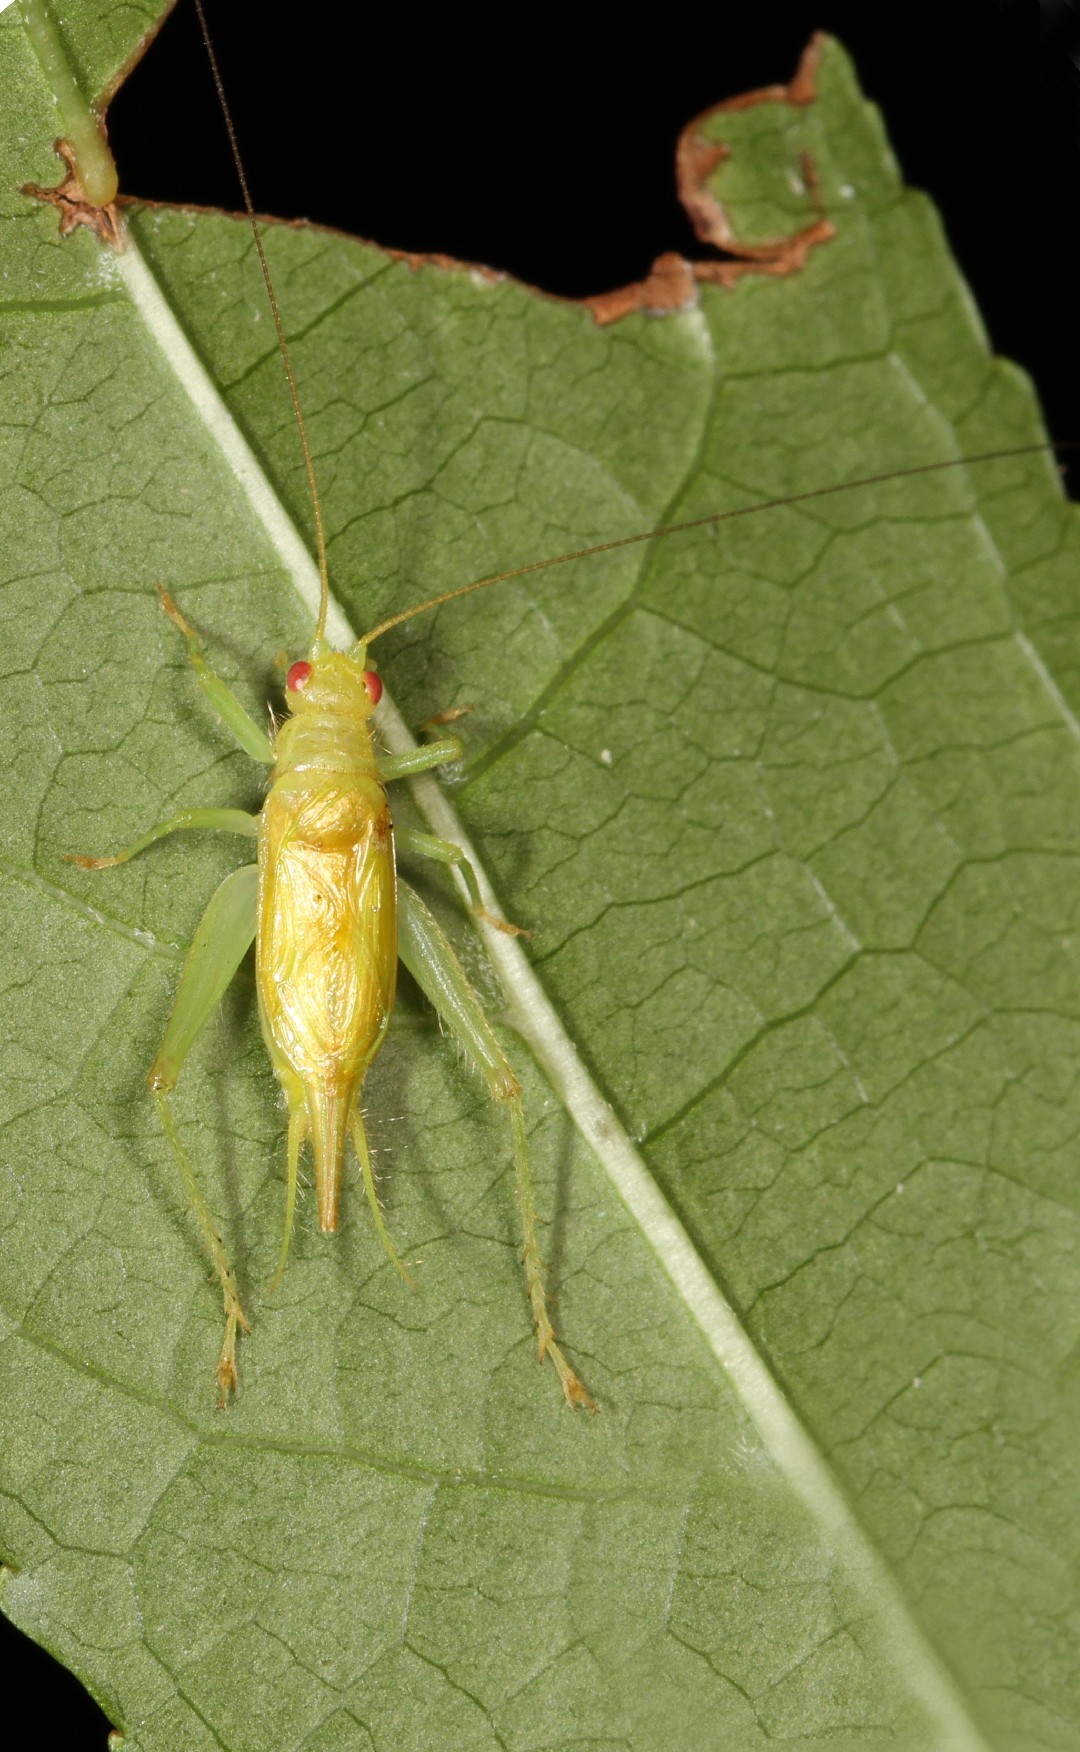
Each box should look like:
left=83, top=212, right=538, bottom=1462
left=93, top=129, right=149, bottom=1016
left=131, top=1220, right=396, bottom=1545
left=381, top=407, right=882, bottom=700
left=257, top=769, right=396, bottom=1229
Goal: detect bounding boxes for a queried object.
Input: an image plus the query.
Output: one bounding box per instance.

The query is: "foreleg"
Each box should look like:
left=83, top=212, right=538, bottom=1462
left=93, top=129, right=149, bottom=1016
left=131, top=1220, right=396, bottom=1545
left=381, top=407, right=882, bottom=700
left=376, top=736, right=463, bottom=783
left=158, top=586, right=275, bottom=764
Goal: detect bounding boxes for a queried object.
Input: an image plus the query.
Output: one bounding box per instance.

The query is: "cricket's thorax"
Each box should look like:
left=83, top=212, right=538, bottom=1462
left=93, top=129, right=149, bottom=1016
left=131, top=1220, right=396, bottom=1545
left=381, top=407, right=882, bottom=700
left=256, top=654, right=396, bottom=1229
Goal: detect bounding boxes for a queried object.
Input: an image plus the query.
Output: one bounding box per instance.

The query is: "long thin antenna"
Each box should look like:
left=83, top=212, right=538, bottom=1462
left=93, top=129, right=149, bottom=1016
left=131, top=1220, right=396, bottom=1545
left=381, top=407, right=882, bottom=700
left=362, top=441, right=1069, bottom=645
left=193, top=0, right=330, bottom=644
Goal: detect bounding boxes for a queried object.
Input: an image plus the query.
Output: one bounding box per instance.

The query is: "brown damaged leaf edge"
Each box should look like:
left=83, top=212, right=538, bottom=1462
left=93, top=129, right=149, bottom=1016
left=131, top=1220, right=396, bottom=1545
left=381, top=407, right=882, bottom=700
left=29, top=26, right=831, bottom=314
left=22, top=137, right=123, bottom=247
left=371, top=35, right=834, bottom=325
left=586, top=34, right=834, bottom=324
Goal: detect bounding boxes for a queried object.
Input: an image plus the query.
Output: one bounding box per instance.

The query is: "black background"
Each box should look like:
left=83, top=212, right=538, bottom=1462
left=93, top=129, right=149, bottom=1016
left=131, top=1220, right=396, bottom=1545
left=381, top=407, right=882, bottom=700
left=6, top=1, right=1080, bottom=1744
left=100, top=0, right=1080, bottom=456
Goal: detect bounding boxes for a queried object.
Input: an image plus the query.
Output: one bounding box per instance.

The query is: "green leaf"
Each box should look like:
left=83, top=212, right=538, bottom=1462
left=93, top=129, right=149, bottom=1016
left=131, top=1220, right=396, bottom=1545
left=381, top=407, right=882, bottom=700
left=3, top=10, right=1080, bottom=1750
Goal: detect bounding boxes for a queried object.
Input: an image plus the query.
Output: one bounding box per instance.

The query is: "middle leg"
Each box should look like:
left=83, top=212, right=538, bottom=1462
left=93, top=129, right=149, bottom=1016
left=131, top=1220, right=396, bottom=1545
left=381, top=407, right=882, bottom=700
left=67, top=807, right=258, bottom=869
left=395, top=826, right=530, bottom=938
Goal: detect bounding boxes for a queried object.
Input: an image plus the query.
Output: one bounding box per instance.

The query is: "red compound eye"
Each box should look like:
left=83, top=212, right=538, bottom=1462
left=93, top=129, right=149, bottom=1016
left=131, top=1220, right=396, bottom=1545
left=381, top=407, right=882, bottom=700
left=286, top=661, right=312, bottom=692
left=362, top=670, right=383, bottom=706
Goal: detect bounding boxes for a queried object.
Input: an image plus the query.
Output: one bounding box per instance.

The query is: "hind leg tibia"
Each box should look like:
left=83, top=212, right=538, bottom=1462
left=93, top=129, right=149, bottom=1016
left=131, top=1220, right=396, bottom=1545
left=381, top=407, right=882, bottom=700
left=396, top=880, right=594, bottom=1408
left=148, top=864, right=258, bottom=1404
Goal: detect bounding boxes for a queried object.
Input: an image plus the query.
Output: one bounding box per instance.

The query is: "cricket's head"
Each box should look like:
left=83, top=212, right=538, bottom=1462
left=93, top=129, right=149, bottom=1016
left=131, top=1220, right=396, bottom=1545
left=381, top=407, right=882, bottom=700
left=283, top=646, right=382, bottom=718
